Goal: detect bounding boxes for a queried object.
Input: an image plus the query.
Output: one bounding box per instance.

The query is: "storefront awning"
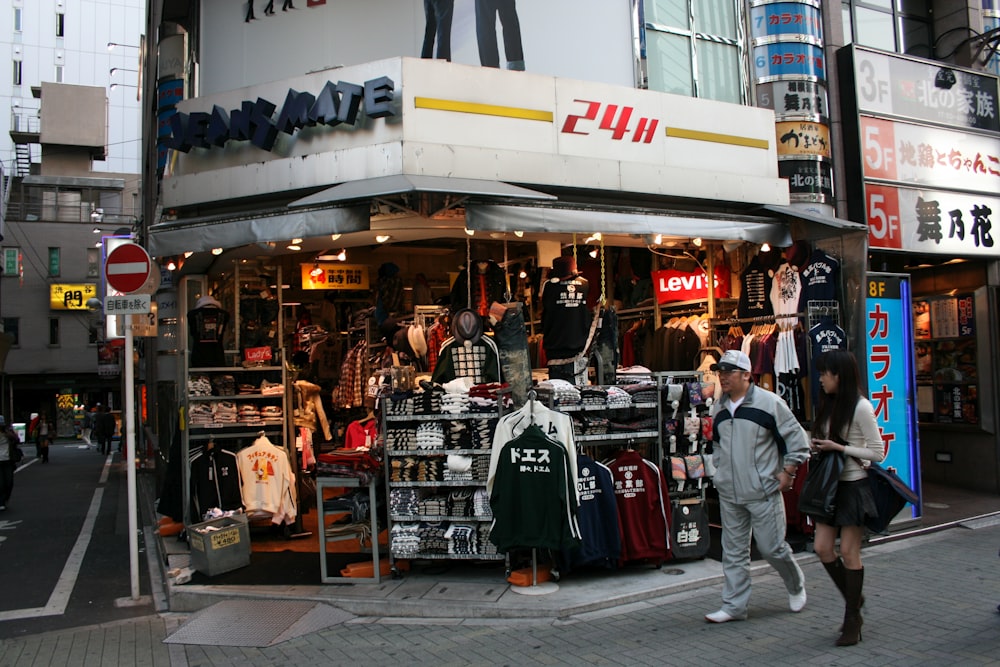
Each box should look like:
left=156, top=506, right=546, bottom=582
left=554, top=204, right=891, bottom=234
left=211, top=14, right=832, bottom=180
left=760, top=204, right=868, bottom=232
left=287, top=175, right=556, bottom=208
left=147, top=204, right=370, bottom=257
left=465, top=204, right=793, bottom=246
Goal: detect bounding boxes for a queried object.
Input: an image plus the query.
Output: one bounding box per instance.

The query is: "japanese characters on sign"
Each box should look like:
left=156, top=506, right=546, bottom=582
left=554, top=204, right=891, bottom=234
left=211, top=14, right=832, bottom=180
left=865, top=183, right=997, bottom=255
left=776, top=121, right=831, bottom=158
left=756, top=80, right=829, bottom=122
left=749, top=2, right=823, bottom=42
left=778, top=158, right=833, bottom=202
left=300, top=263, right=370, bottom=290
left=859, top=115, right=1000, bottom=192
left=864, top=274, right=920, bottom=512
left=850, top=46, right=999, bottom=133
left=913, top=294, right=978, bottom=425
left=49, top=283, right=97, bottom=310
left=104, top=294, right=152, bottom=316
left=753, top=42, right=825, bottom=81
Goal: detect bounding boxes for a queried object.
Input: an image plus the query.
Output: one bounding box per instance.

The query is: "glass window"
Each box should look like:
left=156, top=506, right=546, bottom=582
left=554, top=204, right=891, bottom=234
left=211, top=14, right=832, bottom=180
left=693, top=0, right=736, bottom=39
left=55, top=65, right=63, bottom=83
left=697, top=40, right=741, bottom=104
left=49, top=318, right=60, bottom=346
left=855, top=7, right=896, bottom=51
left=2, top=318, right=20, bottom=347
left=897, top=0, right=929, bottom=18
left=48, top=248, right=60, bottom=277
left=2, top=247, right=21, bottom=276
left=87, top=248, right=100, bottom=278
left=646, top=31, right=693, bottom=97
left=14, top=8, right=22, bottom=31
left=12, top=60, right=22, bottom=86
left=842, top=4, right=854, bottom=44
left=645, top=0, right=687, bottom=26
left=56, top=12, right=64, bottom=38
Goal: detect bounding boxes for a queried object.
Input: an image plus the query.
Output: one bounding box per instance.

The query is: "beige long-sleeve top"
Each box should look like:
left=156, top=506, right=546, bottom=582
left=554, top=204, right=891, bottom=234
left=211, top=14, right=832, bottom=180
left=821, top=397, right=885, bottom=482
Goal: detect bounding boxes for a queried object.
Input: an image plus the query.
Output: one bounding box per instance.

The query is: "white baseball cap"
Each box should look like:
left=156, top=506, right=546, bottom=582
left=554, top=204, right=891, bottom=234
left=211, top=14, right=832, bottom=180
left=711, top=350, right=752, bottom=372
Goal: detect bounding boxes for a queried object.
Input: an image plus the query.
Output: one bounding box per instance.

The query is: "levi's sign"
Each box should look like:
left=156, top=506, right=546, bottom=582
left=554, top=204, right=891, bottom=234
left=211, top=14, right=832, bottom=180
left=166, top=76, right=395, bottom=153
left=653, top=268, right=730, bottom=303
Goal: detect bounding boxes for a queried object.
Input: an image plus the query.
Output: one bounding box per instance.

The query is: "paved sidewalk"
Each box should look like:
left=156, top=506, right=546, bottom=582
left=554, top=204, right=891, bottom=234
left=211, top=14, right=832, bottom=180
left=3, top=517, right=999, bottom=666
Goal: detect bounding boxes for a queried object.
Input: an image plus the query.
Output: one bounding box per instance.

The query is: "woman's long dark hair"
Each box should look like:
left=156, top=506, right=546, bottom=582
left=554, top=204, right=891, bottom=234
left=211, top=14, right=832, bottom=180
left=812, top=349, right=862, bottom=444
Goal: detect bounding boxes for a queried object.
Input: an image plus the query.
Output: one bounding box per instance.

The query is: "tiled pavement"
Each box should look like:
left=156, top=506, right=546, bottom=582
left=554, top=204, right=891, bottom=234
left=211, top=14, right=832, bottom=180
left=3, top=516, right=999, bottom=666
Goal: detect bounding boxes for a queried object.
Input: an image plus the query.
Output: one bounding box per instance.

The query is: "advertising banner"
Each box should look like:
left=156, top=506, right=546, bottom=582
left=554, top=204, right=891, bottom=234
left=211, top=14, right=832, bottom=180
left=49, top=284, right=97, bottom=310
left=865, top=272, right=921, bottom=521
left=749, top=2, right=823, bottom=43
left=301, top=263, right=370, bottom=290
left=753, top=42, right=826, bottom=81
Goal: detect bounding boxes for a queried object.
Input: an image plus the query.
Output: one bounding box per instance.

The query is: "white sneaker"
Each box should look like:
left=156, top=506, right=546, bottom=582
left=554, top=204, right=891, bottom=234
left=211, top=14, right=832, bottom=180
left=705, top=609, right=745, bottom=623
left=789, top=587, right=807, bottom=612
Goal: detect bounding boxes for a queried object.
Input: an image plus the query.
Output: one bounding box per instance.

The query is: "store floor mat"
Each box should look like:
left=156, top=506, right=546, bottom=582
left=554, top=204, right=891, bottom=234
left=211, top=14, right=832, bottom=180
left=187, top=551, right=370, bottom=586
left=164, top=599, right=354, bottom=647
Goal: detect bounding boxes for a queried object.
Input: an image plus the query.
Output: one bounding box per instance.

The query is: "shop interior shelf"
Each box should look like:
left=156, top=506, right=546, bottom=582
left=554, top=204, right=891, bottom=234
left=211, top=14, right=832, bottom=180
left=575, top=430, right=659, bottom=442
left=385, top=412, right=499, bottom=422
left=388, top=480, right=487, bottom=487
left=386, top=449, right=492, bottom=456
left=390, top=514, right=493, bottom=522
left=390, top=552, right=505, bottom=561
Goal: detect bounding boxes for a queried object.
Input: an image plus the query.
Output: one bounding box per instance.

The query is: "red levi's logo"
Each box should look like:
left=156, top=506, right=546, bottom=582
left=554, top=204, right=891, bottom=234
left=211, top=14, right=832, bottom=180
left=652, top=268, right=731, bottom=303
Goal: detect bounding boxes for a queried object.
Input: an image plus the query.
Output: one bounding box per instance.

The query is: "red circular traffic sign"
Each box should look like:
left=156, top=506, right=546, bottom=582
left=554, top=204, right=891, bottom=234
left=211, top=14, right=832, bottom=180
left=105, top=243, right=152, bottom=294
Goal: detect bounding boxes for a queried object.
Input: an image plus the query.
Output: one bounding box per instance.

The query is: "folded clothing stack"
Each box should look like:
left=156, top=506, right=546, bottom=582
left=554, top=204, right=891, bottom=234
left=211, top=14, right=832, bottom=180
left=211, top=374, right=236, bottom=396
left=384, top=426, right=416, bottom=451
left=580, top=387, right=608, bottom=407
left=538, top=379, right=581, bottom=405
left=237, top=404, right=261, bottom=425
left=188, top=376, right=212, bottom=396
left=415, top=422, right=445, bottom=450
left=605, top=385, right=632, bottom=408
left=389, top=488, right=420, bottom=516
left=390, top=523, right=421, bottom=556
left=445, top=523, right=479, bottom=555
left=259, top=405, right=283, bottom=424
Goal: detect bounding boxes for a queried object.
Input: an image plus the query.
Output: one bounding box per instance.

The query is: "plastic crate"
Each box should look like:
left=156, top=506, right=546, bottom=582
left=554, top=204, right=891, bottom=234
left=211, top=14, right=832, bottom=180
left=188, top=513, right=251, bottom=576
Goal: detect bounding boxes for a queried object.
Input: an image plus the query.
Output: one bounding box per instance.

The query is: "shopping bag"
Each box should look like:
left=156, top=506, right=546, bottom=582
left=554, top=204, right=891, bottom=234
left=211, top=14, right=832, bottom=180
left=865, top=462, right=919, bottom=533
left=797, top=451, right=844, bottom=522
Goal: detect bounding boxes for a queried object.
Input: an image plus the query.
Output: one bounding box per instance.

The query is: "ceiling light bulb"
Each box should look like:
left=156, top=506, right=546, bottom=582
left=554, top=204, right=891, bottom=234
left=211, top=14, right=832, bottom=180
left=464, top=228, right=475, bottom=236
left=589, top=247, right=599, bottom=259
left=92, top=227, right=101, bottom=234
left=692, top=237, right=703, bottom=247
left=653, top=234, right=663, bottom=245
left=183, top=251, right=194, bottom=258
left=330, top=234, right=341, bottom=241
left=211, top=247, right=223, bottom=255
left=310, top=264, right=324, bottom=277
left=287, top=243, right=302, bottom=251
left=513, top=230, right=524, bottom=238
left=337, top=249, right=347, bottom=261
left=761, top=242, right=771, bottom=252
left=166, top=261, right=177, bottom=271
left=519, top=270, right=528, bottom=279
left=375, top=235, right=391, bottom=243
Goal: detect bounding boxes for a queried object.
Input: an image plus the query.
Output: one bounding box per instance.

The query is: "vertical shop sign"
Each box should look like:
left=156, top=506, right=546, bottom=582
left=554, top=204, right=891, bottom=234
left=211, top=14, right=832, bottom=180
left=865, top=273, right=922, bottom=521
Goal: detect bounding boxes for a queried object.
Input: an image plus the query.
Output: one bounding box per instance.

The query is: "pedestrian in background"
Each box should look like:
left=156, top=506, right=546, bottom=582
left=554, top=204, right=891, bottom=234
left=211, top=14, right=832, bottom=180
left=809, top=349, right=885, bottom=646
left=0, top=415, right=21, bottom=510
left=37, top=414, right=52, bottom=463
left=704, top=349, right=810, bottom=624
left=94, top=405, right=116, bottom=456
left=81, top=406, right=95, bottom=447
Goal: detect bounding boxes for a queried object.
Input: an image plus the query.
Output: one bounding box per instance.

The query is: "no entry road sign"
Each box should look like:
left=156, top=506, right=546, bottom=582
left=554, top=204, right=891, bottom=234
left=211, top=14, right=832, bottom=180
left=105, top=243, right=152, bottom=294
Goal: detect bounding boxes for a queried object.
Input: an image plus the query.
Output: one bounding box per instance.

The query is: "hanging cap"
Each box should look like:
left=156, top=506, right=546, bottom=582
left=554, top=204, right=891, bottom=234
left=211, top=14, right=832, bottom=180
left=710, top=349, right=751, bottom=372
left=452, top=308, right=483, bottom=345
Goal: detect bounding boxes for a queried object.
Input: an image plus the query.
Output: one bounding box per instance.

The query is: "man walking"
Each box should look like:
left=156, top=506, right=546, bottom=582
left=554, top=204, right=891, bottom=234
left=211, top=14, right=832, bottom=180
left=94, top=405, right=116, bottom=456
left=704, top=350, right=810, bottom=623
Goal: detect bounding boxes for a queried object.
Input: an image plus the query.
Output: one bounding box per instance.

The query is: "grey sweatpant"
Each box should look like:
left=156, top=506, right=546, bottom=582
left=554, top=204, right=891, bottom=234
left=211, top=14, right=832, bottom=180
left=717, top=492, right=805, bottom=617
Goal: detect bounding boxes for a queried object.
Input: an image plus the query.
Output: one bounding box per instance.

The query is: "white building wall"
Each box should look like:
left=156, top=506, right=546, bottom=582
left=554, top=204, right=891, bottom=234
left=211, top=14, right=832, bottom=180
left=0, top=0, right=145, bottom=174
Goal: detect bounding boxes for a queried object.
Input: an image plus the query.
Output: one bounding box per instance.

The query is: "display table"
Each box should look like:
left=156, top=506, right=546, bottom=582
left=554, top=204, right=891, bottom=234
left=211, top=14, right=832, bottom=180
left=317, top=476, right=380, bottom=584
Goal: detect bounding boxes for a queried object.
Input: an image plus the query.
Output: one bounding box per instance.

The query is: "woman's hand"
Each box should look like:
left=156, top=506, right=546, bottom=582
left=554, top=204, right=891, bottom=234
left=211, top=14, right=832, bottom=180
left=811, top=438, right=843, bottom=453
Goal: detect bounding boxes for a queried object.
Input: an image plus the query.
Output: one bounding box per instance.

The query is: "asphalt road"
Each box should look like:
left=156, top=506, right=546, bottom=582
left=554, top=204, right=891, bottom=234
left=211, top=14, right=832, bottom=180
left=0, top=441, right=156, bottom=639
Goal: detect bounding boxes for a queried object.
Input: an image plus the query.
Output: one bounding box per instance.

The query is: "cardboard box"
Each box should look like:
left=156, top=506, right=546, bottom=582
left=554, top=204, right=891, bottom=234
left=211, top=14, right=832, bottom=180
left=188, top=513, right=251, bottom=576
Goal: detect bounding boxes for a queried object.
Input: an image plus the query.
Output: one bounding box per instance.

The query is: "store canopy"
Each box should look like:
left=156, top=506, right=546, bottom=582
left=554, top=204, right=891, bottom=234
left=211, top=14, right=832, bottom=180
left=760, top=204, right=867, bottom=232
left=465, top=203, right=794, bottom=246
left=147, top=204, right=370, bottom=257
left=287, top=174, right=556, bottom=208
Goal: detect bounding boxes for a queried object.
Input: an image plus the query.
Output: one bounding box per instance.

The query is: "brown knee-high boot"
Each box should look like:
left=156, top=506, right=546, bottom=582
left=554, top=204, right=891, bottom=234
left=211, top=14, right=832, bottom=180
left=823, top=557, right=865, bottom=607
left=836, top=567, right=864, bottom=646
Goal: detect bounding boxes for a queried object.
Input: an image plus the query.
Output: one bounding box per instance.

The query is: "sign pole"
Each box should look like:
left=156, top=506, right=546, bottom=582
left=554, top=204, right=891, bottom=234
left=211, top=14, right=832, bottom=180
left=125, top=316, right=139, bottom=600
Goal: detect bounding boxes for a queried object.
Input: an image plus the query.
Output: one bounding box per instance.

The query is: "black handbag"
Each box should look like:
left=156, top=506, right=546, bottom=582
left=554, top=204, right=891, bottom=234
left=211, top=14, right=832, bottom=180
left=797, top=451, right=844, bottom=522
left=865, top=462, right=919, bottom=533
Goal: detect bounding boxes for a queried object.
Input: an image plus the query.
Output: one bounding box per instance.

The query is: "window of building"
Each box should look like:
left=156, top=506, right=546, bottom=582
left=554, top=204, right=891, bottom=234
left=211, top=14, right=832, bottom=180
left=642, top=0, right=745, bottom=104
left=14, top=8, right=22, bottom=31
left=13, top=60, right=22, bottom=86
left=49, top=317, right=60, bottom=346
left=55, top=65, right=63, bottom=83
left=1, top=247, right=21, bottom=277
left=48, top=247, right=60, bottom=277
left=88, top=321, right=100, bottom=345
left=842, top=0, right=932, bottom=58
left=87, top=247, right=100, bottom=278
left=2, top=318, right=20, bottom=347
left=56, top=11, right=65, bottom=38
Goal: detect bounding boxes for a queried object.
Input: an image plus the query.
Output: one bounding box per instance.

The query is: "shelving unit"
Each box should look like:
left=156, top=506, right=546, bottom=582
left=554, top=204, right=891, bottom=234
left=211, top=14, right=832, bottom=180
left=383, top=407, right=505, bottom=572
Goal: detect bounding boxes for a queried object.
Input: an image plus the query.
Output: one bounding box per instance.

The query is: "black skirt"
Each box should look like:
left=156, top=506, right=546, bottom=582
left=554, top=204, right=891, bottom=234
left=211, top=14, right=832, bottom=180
left=818, top=479, right=879, bottom=527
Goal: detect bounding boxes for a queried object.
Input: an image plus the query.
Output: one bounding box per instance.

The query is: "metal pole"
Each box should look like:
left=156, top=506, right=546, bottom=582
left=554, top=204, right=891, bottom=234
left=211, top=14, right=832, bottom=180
left=125, top=318, right=139, bottom=600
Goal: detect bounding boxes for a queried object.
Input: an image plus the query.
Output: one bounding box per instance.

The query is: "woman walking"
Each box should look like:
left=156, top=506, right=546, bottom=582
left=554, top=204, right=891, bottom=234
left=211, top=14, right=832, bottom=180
left=809, top=350, right=885, bottom=646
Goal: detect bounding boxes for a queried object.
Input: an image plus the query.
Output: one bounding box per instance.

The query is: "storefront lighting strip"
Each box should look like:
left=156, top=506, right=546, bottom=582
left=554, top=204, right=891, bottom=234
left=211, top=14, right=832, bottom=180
left=665, top=127, right=769, bottom=150
left=414, top=97, right=553, bottom=122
